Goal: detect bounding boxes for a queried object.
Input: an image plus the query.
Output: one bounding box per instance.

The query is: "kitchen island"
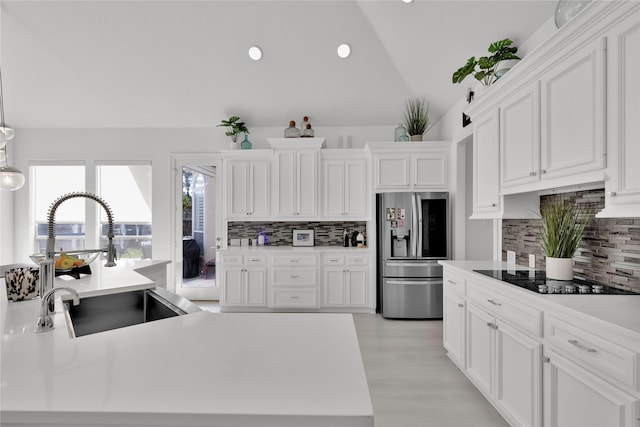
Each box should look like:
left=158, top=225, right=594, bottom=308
left=0, top=261, right=374, bottom=427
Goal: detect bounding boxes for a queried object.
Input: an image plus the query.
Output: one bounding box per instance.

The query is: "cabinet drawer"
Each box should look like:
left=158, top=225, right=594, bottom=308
left=272, top=268, right=318, bottom=286
left=467, top=282, right=542, bottom=337
left=346, top=255, right=369, bottom=266
left=244, top=255, right=267, bottom=265
left=443, top=271, right=466, bottom=296
left=271, top=289, right=318, bottom=307
left=272, top=255, right=318, bottom=266
left=323, top=255, right=345, bottom=266
left=220, top=254, right=243, bottom=267
left=545, top=314, right=639, bottom=390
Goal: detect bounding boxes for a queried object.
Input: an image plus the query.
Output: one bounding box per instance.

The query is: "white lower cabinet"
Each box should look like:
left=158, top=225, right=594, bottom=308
left=322, top=254, right=368, bottom=308
left=269, top=254, right=319, bottom=308
left=466, top=300, right=543, bottom=427
left=443, top=265, right=640, bottom=427
left=220, top=254, right=267, bottom=307
left=543, top=348, right=639, bottom=427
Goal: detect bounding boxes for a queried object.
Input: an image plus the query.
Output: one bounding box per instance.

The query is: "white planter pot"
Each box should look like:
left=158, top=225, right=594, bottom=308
left=229, top=141, right=239, bottom=150
left=546, top=257, right=574, bottom=280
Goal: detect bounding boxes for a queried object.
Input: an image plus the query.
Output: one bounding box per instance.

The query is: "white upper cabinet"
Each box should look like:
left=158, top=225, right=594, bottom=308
left=539, top=36, right=606, bottom=182
left=598, top=7, right=640, bottom=217
left=322, top=150, right=368, bottom=219
left=472, top=110, right=501, bottom=217
left=225, top=152, right=271, bottom=219
left=500, top=82, right=540, bottom=190
left=274, top=149, right=318, bottom=218
left=367, top=142, right=450, bottom=192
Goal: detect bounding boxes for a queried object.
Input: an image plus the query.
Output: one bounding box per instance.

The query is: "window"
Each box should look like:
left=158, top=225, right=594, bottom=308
left=33, top=165, right=86, bottom=253
left=97, top=164, right=152, bottom=259
left=31, top=163, right=152, bottom=260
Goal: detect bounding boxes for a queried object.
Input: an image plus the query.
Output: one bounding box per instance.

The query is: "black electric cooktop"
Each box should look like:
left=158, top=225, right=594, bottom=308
left=473, top=270, right=640, bottom=295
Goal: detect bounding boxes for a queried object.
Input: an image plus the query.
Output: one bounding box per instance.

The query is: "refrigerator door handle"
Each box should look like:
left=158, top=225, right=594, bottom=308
left=411, top=194, right=418, bottom=257
left=416, top=193, right=423, bottom=258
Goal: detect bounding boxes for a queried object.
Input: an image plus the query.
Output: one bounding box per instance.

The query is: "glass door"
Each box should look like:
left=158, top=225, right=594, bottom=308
left=173, top=155, right=223, bottom=301
left=418, top=193, right=448, bottom=259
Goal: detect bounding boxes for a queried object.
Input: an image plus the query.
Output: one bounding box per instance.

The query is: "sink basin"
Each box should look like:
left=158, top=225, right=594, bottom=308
left=62, top=288, right=199, bottom=338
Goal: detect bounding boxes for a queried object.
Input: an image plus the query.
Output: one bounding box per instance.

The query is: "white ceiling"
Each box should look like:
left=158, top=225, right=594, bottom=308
left=0, top=0, right=557, bottom=130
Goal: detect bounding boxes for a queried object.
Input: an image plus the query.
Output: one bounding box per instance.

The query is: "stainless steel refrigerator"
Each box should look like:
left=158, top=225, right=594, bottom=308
left=377, top=192, right=449, bottom=319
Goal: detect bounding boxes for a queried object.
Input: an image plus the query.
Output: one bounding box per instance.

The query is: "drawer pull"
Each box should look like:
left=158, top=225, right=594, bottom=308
left=249, top=258, right=261, bottom=262
left=447, top=280, right=456, bottom=285
left=486, top=322, right=498, bottom=330
left=290, top=296, right=300, bottom=299
left=290, top=275, right=300, bottom=279
left=487, top=299, right=502, bottom=306
left=568, top=339, right=596, bottom=353
left=290, top=260, right=300, bottom=263
left=457, top=303, right=464, bottom=308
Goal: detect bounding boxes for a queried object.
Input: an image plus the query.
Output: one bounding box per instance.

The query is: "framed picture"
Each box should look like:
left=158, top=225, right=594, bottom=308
left=292, top=229, right=314, bottom=247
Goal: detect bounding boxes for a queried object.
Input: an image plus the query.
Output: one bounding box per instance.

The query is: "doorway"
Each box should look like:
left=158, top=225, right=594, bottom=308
left=173, top=155, right=224, bottom=301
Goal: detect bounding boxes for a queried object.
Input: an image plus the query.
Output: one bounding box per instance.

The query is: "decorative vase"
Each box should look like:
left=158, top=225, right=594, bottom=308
left=546, top=257, right=573, bottom=280
left=410, top=135, right=423, bottom=142
left=394, top=124, right=407, bottom=142
left=240, top=134, right=252, bottom=150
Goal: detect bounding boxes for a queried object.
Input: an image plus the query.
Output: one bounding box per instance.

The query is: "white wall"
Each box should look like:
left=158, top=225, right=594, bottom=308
left=0, top=190, right=13, bottom=265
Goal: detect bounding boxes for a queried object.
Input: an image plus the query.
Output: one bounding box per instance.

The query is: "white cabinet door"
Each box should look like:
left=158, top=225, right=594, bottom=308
left=245, top=267, right=266, bottom=306
left=500, top=83, right=540, bottom=189
left=344, top=160, right=367, bottom=217
left=413, top=152, right=448, bottom=189
left=227, top=159, right=270, bottom=219
left=540, top=37, right=606, bottom=181
left=600, top=9, right=640, bottom=217
left=495, top=319, right=542, bottom=427
left=322, top=160, right=346, bottom=217
left=443, top=291, right=466, bottom=368
left=275, top=150, right=317, bottom=218
left=466, top=302, right=495, bottom=396
left=544, top=349, right=639, bottom=427
left=472, top=110, right=501, bottom=216
left=374, top=154, right=410, bottom=189
left=346, top=268, right=368, bottom=306
left=221, top=267, right=243, bottom=306
left=324, top=268, right=346, bottom=306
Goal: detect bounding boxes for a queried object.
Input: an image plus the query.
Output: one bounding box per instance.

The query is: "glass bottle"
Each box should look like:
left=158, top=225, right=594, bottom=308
left=398, top=133, right=409, bottom=142
left=240, top=134, right=252, bottom=150
left=302, top=123, right=314, bottom=138
left=284, top=120, right=301, bottom=138
left=301, top=116, right=310, bottom=133
left=394, top=124, right=407, bottom=142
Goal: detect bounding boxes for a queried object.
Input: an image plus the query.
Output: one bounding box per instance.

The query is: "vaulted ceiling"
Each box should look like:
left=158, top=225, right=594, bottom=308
left=0, top=0, right=556, bottom=130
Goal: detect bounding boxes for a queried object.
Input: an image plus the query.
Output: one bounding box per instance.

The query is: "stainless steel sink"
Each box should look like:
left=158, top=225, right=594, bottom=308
left=62, top=288, right=201, bottom=338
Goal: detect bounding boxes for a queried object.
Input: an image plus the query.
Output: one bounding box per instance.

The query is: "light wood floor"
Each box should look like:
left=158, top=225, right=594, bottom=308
left=195, top=302, right=507, bottom=427
left=352, top=314, right=508, bottom=427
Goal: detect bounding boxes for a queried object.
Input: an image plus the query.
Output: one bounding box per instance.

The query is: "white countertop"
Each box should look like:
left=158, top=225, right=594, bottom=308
left=220, top=245, right=371, bottom=252
left=440, top=260, right=640, bottom=338
left=0, top=261, right=373, bottom=426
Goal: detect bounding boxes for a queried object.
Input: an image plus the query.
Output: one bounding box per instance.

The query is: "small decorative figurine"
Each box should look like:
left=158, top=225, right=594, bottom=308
left=284, top=120, right=301, bottom=138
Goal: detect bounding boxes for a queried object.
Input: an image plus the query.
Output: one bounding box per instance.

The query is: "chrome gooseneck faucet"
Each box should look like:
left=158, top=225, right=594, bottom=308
left=39, top=192, right=117, bottom=316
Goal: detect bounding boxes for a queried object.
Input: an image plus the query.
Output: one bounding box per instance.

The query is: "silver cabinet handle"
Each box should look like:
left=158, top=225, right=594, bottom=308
left=486, top=322, right=498, bottom=330
left=457, top=303, right=464, bottom=308
left=447, top=280, right=456, bottom=285
left=491, top=203, right=497, bottom=207
left=290, top=259, right=300, bottom=263
left=488, top=299, right=502, bottom=306
left=568, top=339, right=596, bottom=353
left=290, top=295, right=300, bottom=299
left=541, top=169, right=547, bottom=174
left=529, top=171, right=536, bottom=176
left=606, top=191, right=617, bottom=197
left=290, top=275, right=300, bottom=279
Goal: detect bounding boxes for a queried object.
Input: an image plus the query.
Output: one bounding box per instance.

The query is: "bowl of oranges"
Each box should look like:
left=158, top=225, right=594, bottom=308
left=30, top=250, right=102, bottom=272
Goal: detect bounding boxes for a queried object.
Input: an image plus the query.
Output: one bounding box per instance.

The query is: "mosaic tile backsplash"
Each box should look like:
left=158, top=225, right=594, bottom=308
left=228, top=221, right=368, bottom=247
left=502, top=189, right=640, bottom=293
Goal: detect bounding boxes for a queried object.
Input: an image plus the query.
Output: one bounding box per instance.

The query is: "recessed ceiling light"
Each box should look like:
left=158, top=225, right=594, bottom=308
left=248, top=46, right=262, bottom=61
left=402, top=0, right=414, bottom=3
left=337, top=43, right=351, bottom=59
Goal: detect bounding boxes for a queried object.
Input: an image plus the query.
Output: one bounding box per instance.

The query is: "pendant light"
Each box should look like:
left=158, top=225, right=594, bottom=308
left=0, top=67, right=24, bottom=191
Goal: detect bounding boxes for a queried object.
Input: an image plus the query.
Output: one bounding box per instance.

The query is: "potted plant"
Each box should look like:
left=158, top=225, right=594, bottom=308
left=539, top=201, right=590, bottom=280
left=452, top=38, right=520, bottom=87
left=217, top=116, right=249, bottom=146
left=403, top=96, right=430, bottom=141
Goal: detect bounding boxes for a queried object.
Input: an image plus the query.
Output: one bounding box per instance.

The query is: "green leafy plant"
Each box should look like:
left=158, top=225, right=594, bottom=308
left=217, top=116, right=249, bottom=142
left=403, top=96, right=430, bottom=137
left=539, top=201, right=590, bottom=258
left=452, top=38, right=520, bottom=86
